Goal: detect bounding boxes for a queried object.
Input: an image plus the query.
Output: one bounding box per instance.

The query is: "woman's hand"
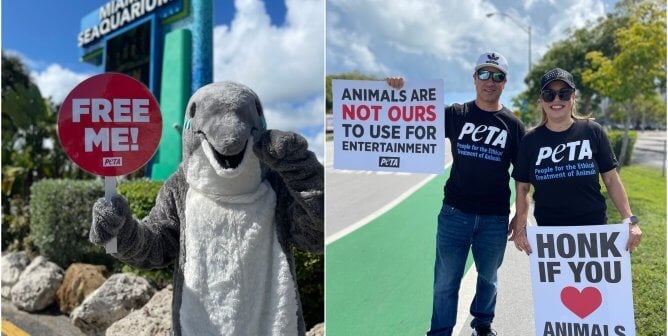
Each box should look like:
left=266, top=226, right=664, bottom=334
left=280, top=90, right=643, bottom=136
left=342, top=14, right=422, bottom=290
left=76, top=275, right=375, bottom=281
left=508, top=221, right=532, bottom=255
left=626, top=224, right=642, bottom=252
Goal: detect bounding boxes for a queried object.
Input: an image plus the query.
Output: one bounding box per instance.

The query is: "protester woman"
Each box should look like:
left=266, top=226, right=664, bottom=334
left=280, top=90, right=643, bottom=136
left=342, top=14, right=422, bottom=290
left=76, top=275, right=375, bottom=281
left=509, top=68, right=642, bottom=254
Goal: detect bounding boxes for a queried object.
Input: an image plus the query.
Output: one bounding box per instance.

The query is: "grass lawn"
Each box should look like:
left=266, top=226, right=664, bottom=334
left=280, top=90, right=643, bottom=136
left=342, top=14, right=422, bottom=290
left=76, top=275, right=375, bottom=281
left=603, top=165, right=666, bottom=335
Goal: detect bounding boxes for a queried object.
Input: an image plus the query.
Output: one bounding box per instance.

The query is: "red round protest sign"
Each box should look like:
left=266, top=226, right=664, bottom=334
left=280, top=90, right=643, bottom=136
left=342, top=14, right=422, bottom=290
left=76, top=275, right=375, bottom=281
left=58, top=73, right=162, bottom=176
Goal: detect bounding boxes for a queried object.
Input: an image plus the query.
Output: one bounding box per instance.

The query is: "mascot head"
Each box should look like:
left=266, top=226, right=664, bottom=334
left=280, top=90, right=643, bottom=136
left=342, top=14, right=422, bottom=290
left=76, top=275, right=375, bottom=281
left=182, top=82, right=268, bottom=190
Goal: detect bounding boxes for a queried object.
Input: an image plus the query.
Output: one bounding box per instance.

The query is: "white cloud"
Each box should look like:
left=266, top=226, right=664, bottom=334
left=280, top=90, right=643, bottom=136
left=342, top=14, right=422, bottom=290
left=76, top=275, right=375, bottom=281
left=326, top=0, right=609, bottom=107
left=262, top=94, right=324, bottom=161
left=304, top=130, right=325, bottom=163
left=4, top=49, right=48, bottom=71
left=213, top=0, right=324, bottom=104
left=213, top=0, right=324, bottom=160
left=30, top=64, right=92, bottom=104
left=263, top=94, right=324, bottom=131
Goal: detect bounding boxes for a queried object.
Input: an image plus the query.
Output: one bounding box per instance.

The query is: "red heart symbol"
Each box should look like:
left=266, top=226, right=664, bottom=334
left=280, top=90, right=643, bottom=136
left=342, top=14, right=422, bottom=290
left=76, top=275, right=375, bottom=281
left=560, top=286, right=603, bottom=319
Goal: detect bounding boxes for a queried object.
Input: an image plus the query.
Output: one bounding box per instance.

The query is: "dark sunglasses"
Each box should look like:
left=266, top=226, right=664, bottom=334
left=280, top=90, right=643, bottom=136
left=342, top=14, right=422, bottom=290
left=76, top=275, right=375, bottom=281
left=541, top=88, right=574, bottom=102
left=476, top=69, right=506, bottom=83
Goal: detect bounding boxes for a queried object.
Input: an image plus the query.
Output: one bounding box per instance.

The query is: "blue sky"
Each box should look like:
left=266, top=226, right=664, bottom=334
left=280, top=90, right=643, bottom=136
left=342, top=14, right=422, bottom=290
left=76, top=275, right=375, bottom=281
left=2, top=1, right=288, bottom=73
left=3, top=0, right=325, bottom=160
left=327, top=0, right=620, bottom=111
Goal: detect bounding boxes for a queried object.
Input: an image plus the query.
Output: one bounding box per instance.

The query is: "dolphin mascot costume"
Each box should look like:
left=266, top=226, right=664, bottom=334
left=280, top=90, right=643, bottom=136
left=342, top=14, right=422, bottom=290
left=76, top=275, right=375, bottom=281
left=90, top=81, right=323, bottom=335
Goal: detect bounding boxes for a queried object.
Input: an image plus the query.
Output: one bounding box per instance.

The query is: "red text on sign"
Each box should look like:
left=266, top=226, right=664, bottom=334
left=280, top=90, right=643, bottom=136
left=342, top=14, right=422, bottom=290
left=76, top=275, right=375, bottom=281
left=342, top=104, right=382, bottom=121
left=387, top=105, right=436, bottom=122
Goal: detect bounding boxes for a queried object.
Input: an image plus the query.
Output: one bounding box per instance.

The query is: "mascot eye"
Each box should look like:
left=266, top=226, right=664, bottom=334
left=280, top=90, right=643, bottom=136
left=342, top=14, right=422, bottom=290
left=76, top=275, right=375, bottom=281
left=189, top=102, right=197, bottom=118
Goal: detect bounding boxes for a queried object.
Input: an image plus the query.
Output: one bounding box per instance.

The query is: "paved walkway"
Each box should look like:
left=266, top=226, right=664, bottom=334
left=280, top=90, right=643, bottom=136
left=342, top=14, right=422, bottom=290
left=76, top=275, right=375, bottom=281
left=456, top=204, right=536, bottom=336
left=1, top=300, right=84, bottom=336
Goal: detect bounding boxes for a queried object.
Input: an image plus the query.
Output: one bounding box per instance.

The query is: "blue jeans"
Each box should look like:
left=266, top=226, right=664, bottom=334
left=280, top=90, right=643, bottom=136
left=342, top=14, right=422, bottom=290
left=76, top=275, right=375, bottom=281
left=427, top=203, right=509, bottom=336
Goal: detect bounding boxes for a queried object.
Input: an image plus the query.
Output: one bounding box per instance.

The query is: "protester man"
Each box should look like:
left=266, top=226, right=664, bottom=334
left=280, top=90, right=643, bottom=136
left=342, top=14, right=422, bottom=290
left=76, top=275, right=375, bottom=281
left=388, top=52, right=526, bottom=336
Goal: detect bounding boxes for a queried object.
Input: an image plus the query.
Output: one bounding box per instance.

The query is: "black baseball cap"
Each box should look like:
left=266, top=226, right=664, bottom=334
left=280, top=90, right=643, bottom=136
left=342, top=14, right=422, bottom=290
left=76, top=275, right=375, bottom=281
left=540, top=68, right=576, bottom=91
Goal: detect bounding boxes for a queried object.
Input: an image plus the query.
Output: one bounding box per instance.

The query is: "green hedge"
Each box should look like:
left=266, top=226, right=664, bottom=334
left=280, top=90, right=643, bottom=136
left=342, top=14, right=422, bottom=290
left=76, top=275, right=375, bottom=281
left=116, top=179, right=172, bottom=288
left=293, top=247, right=324, bottom=328
left=117, top=179, right=164, bottom=219
left=607, top=130, right=637, bottom=166
left=29, top=178, right=164, bottom=269
left=30, top=179, right=109, bottom=268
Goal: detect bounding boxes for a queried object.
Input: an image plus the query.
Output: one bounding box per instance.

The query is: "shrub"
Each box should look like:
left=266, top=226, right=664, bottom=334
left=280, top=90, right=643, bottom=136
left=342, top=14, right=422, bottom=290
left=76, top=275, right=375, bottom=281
left=2, top=197, right=35, bottom=253
left=117, top=179, right=164, bottom=219
left=606, top=130, right=637, bottom=166
left=117, top=179, right=173, bottom=287
left=29, top=178, right=164, bottom=269
left=30, top=179, right=111, bottom=268
left=293, top=247, right=324, bottom=328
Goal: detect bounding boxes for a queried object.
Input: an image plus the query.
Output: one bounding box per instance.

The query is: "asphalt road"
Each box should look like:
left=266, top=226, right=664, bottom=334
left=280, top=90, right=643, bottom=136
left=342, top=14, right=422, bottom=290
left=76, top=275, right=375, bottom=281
left=632, top=130, right=666, bottom=170
left=325, top=138, right=453, bottom=242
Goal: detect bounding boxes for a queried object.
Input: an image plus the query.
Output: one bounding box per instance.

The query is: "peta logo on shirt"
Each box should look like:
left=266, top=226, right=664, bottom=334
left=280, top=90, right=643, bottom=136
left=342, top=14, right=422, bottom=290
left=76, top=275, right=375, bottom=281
left=536, top=140, right=592, bottom=165
left=457, top=122, right=508, bottom=149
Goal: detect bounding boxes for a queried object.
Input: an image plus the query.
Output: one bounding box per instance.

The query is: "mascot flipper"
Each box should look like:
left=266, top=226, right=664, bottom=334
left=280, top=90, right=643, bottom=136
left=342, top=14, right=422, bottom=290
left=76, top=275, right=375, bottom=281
left=90, top=81, right=323, bottom=336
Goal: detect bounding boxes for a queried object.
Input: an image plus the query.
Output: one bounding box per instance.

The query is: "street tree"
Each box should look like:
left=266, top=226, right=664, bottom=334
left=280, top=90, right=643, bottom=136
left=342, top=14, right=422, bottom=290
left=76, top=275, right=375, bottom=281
left=512, top=14, right=625, bottom=126
left=326, top=72, right=377, bottom=115
left=1, top=52, right=83, bottom=250
left=583, top=0, right=666, bottom=169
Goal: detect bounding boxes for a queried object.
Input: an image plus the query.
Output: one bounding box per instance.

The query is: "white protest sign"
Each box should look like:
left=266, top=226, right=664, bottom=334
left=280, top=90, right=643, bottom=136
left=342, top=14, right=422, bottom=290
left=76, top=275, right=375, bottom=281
left=332, top=79, right=445, bottom=173
left=527, top=224, right=635, bottom=336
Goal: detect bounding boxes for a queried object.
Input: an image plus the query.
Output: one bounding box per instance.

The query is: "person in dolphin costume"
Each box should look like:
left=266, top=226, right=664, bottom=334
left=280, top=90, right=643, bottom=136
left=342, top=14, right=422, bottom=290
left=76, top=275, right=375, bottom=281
left=90, top=81, right=323, bottom=336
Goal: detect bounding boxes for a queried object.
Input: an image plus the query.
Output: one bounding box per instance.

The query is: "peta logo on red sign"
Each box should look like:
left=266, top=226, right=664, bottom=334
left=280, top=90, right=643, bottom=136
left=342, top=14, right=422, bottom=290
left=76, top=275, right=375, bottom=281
left=103, top=157, right=123, bottom=167
left=458, top=122, right=507, bottom=148
left=58, top=73, right=162, bottom=177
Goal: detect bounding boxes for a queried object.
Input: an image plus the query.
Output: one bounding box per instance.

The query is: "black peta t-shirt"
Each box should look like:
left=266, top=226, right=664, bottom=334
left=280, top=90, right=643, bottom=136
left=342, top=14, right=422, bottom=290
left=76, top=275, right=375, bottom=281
left=512, top=119, right=618, bottom=226
left=444, top=101, right=526, bottom=215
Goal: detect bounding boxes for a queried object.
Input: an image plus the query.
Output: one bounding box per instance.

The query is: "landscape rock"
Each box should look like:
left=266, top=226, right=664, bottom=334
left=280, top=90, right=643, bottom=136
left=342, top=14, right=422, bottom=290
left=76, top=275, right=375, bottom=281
left=10, top=256, right=64, bottom=312
left=106, top=285, right=172, bottom=336
left=56, top=263, right=107, bottom=314
left=307, top=322, right=325, bottom=336
left=70, top=273, right=155, bottom=336
left=1, top=251, right=31, bottom=299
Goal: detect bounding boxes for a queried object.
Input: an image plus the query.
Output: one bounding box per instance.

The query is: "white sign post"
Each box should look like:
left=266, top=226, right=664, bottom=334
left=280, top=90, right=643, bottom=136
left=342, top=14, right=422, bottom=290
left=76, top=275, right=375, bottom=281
left=527, top=224, right=636, bottom=336
left=332, top=79, right=444, bottom=173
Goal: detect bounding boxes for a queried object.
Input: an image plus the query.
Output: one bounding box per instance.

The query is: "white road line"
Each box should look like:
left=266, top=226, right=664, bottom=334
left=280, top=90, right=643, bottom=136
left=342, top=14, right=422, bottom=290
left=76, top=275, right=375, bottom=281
left=325, top=163, right=452, bottom=245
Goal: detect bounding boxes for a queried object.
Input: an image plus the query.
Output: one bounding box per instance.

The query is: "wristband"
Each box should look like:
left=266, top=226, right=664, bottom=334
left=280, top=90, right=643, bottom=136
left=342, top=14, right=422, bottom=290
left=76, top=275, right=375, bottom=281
left=622, top=215, right=639, bottom=225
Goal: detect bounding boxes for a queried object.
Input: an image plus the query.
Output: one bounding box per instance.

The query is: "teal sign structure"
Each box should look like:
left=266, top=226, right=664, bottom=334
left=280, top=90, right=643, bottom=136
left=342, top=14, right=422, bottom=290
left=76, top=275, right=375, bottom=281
left=79, top=0, right=213, bottom=180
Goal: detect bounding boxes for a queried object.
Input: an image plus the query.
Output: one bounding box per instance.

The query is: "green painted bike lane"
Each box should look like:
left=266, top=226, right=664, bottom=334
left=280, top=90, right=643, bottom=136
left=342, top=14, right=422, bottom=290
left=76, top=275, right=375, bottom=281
left=326, top=167, right=516, bottom=335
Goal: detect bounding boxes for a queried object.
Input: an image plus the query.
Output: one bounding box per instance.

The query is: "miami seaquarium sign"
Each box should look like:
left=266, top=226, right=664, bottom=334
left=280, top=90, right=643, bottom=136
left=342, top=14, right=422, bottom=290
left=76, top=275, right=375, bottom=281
left=78, top=0, right=180, bottom=47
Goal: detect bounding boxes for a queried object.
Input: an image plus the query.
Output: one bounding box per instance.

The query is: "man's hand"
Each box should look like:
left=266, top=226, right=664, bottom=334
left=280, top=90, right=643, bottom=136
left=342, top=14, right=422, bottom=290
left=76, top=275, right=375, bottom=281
left=385, top=77, right=405, bottom=89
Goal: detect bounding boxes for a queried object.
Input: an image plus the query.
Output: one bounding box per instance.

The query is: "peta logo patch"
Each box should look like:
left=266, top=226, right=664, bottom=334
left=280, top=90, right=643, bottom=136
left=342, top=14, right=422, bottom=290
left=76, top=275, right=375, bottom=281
left=379, top=156, right=400, bottom=168
left=102, top=157, right=123, bottom=167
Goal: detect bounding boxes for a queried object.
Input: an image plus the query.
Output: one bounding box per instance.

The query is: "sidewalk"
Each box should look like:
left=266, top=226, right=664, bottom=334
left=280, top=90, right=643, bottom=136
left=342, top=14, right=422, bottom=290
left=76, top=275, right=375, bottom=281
left=456, top=204, right=536, bottom=335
